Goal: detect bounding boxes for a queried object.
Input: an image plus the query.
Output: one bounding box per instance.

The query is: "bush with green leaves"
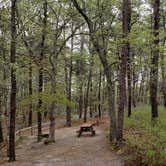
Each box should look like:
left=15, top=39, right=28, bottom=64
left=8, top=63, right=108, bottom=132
left=123, top=106, right=166, bottom=166
left=20, top=89, right=73, bottom=113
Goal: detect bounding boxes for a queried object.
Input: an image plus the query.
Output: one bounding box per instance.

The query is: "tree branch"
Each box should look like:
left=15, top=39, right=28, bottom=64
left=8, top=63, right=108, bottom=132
left=71, top=0, right=93, bottom=32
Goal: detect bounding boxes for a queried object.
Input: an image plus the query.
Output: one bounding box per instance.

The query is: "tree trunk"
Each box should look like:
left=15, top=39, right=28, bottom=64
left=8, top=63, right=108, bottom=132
left=65, top=60, right=72, bottom=127
left=2, top=47, right=9, bottom=117
left=84, top=67, right=91, bottom=122
left=0, top=97, right=3, bottom=143
left=127, top=54, right=131, bottom=117
left=117, top=0, right=131, bottom=140
left=95, top=47, right=117, bottom=142
left=66, top=64, right=72, bottom=127
left=89, top=79, right=93, bottom=118
left=49, top=102, right=55, bottom=142
left=132, top=52, right=137, bottom=108
left=65, top=24, right=73, bottom=127
left=150, top=0, right=160, bottom=122
left=37, top=0, right=47, bottom=142
left=0, top=121, right=3, bottom=143
left=107, top=80, right=117, bottom=142
left=49, top=75, right=56, bottom=142
left=88, top=43, right=94, bottom=118
left=78, top=84, right=83, bottom=119
left=37, top=69, right=43, bottom=142
left=98, top=70, right=102, bottom=118
left=9, top=0, right=17, bottom=161
left=161, top=16, right=166, bottom=107
left=78, top=34, right=85, bottom=119
left=28, top=63, right=33, bottom=127
left=117, top=48, right=127, bottom=140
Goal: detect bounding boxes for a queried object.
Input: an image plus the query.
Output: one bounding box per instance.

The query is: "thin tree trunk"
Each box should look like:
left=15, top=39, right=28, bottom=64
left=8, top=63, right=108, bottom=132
left=150, top=0, right=160, bottom=122
left=89, top=79, right=93, bottom=118
left=66, top=24, right=73, bottom=127
left=88, top=43, right=94, bottom=118
left=65, top=60, right=72, bottom=127
left=78, top=84, right=83, bottom=119
left=49, top=74, right=56, bottom=142
left=117, top=0, right=131, bottom=140
left=95, top=47, right=117, bottom=142
left=98, top=70, right=102, bottom=118
left=117, top=49, right=127, bottom=140
left=9, top=0, right=17, bottom=161
left=84, top=67, right=91, bottom=122
left=37, top=70, right=43, bottom=142
left=127, top=55, right=131, bottom=117
left=49, top=102, right=55, bottom=141
left=2, top=43, right=9, bottom=117
left=66, top=61, right=72, bottom=127
left=0, top=122, right=3, bottom=143
left=161, top=16, right=166, bottom=107
left=78, top=34, right=85, bottom=119
left=107, top=79, right=117, bottom=142
left=102, top=73, right=106, bottom=114
left=2, top=47, right=9, bottom=153
left=28, top=62, right=33, bottom=127
left=0, top=97, right=3, bottom=143
left=37, top=0, right=47, bottom=142
left=131, top=52, right=137, bottom=108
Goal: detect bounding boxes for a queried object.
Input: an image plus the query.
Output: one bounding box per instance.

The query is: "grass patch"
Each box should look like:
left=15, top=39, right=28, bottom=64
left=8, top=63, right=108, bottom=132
left=123, top=105, right=166, bottom=166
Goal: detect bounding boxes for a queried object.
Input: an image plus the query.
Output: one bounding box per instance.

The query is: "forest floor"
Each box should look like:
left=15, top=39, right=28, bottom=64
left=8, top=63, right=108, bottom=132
left=0, top=120, right=124, bottom=166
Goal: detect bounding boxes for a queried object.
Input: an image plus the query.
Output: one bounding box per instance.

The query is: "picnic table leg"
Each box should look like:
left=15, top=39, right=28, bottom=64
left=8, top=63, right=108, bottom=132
left=77, top=130, right=82, bottom=137
left=92, top=130, right=95, bottom=136
left=90, top=126, right=95, bottom=136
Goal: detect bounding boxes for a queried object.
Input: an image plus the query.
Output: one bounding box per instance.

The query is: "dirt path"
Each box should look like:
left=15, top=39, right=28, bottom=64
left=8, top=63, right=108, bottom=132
left=2, top=124, right=124, bottom=166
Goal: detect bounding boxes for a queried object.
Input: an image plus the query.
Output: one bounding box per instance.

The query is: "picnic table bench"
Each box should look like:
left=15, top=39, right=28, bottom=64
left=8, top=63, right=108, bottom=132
left=77, top=123, right=95, bottom=137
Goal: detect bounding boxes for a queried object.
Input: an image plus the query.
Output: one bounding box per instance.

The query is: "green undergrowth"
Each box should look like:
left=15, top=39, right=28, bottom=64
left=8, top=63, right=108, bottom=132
left=123, top=105, right=166, bottom=166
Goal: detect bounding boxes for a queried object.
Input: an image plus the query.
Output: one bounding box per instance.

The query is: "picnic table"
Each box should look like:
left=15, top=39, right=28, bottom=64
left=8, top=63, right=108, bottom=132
left=77, top=123, right=95, bottom=137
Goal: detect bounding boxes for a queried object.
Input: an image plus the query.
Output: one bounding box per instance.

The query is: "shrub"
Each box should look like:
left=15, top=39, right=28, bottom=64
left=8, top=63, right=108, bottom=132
left=123, top=105, right=166, bottom=166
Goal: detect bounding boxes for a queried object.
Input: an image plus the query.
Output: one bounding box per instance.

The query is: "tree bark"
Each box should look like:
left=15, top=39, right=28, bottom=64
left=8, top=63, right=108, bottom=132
left=65, top=24, right=73, bottom=127
left=66, top=61, right=72, bottom=127
left=94, top=47, right=117, bottom=141
left=77, top=34, right=85, bottom=119
left=9, top=0, right=17, bottom=161
left=0, top=96, right=3, bottom=143
left=28, top=62, right=33, bottom=127
left=65, top=59, right=72, bottom=127
left=131, top=52, right=137, bottom=108
left=107, top=79, right=117, bottom=142
left=89, top=44, right=94, bottom=118
left=49, top=74, right=56, bottom=142
left=150, top=0, right=160, bottom=122
left=89, top=78, right=93, bottom=118
left=127, top=55, right=131, bottom=117
left=37, top=0, right=47, bottom=142
left=117, top=0, right=131, bottom=140
left=161, top=16, right=166, bottom=107
left=37, top=70, right=43, bottom=142
left=98, top=70, right=102, bottom=118
left=49, top=103, right=55, bottom=141
left=0, top=122, right=3, bottom=143
left=84, top=66, right=92, bottom=122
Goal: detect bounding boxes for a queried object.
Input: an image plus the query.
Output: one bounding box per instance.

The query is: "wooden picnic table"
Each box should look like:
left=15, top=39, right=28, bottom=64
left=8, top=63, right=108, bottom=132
left=77, top=123, right=95, bottom=137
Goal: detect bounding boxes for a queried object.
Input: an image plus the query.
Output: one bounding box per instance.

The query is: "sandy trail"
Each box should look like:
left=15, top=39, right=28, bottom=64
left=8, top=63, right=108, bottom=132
left=1, top=124, right=124, bottom=166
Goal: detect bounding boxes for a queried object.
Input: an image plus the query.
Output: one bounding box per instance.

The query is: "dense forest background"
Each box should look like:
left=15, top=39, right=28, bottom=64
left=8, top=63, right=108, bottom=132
left=0, top=0, right=166, bottom=165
